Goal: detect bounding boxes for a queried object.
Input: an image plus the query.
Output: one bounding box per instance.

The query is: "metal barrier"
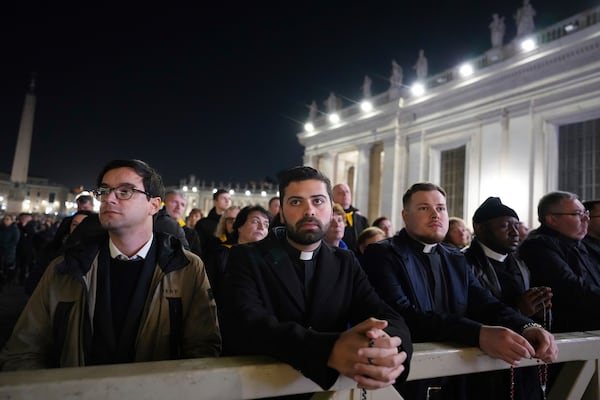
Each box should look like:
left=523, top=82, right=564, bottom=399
left=1, top=331, right=599, bottom=400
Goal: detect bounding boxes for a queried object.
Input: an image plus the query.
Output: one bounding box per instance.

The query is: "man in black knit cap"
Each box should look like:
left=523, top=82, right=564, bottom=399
left=465, top=196, right=552, bottom=400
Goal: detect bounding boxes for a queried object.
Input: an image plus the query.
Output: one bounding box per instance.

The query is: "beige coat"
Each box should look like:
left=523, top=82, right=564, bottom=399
left=0, top=233, right=221, bottom=370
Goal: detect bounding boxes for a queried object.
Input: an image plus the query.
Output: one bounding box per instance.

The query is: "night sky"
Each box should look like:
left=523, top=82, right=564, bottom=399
left=0, top=0, right=595, bottom=190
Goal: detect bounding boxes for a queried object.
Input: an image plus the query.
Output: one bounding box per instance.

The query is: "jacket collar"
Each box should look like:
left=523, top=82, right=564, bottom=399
left=262, top=228, right=341, bottom=314
left=531, top=225, right=581, bottom=246
left=390, top=229, right=465, bottom=311
left=57, top=231, right=190, bottom=277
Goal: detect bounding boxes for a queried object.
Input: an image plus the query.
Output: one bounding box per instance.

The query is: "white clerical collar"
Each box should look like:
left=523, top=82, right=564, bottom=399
left=479, top=241, right=508, bottom=262
left=421, top=242, right=438, bottom=254
left=300, top=251, right=313, bottom=260
left=109, top=234, right=154, bottom=260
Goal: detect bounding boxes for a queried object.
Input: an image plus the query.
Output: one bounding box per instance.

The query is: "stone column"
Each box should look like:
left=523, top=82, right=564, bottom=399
left=317, top=153, right=335, bottom=182
left=303, top=152, right=316, bottom=168
left=380, top=130, right=407, bottom=229
left=368, top=143, right=383, bottom=222
left=354, top=144, right=371, bottom=214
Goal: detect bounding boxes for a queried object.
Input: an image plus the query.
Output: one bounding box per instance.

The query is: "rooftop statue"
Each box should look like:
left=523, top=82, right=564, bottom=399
left=414, top=50, right=428, bottom=80
left=362, top=75, right=372, bottom=98
left=325, top=92, right=339, bottom=113
left=389, top=60, right=403, bottom=89
left=307, top=100, right=318, bottom=121
left=489, top=14, right=506, bottom=48
left=515, top=0, right=536, bottom=37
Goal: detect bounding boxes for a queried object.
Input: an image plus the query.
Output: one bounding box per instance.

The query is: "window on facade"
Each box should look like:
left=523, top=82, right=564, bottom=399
left=559, top=119, right=600, bottom=199
left=440, top=146, right=466, bottom=218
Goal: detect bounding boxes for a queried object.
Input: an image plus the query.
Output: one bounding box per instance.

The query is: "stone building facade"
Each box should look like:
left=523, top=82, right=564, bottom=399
left=298, top=6, right=600, bottom=229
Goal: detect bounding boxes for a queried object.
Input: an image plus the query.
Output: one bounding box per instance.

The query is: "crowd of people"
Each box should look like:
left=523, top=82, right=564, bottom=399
left=2, top=158, right=599, bottom=399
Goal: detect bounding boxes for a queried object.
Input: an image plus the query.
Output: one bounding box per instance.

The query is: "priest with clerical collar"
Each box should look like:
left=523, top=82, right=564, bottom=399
left=219, top=166, right=412, bottom=393
left=465, top=196, right=553, bottom=400
left=362, top=183, right=557, bottom=400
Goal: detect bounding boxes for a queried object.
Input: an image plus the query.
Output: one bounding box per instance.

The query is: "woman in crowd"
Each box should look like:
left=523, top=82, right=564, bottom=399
left=444, top=217, right=472, bottom=249
left=209, top=205, right=270, bottom=304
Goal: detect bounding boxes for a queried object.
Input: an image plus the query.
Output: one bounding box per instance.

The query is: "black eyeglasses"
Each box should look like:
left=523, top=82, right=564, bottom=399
left=550, top=210, right=590, bottom=218
left=92, top=185, right=152, bottom=201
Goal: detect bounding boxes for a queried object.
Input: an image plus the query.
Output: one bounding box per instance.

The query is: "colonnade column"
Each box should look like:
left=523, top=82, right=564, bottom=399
left=354, top=144, right=371, bottom=215
left=303, top=153, right=317, bottom=169
left=317, top=153, right=335, bottom=183
left=368, top=143, right=383, bottom=222
left=380, top=133, right=405, bottom=228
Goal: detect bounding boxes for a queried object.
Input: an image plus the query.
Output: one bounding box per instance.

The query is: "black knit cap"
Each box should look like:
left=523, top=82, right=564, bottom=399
left=472, top=197, right=519, bottom=224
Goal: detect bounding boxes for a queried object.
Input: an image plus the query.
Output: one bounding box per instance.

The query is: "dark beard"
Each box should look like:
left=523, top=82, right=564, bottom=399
left=285, top=216, right=327, bottom=245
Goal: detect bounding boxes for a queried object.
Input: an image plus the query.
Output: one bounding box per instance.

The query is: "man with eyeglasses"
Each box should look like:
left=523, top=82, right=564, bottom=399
left=519, top=191, right=600, bottom=333
left=582, top=200, right=600, bottom=267
left=0, top=159, right=221, bottom=370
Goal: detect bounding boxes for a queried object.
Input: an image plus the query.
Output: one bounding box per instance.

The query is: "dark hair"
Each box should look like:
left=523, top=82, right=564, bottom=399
left=73, top=210, right=94, bottom=217
left=96, top=159, right=164, bottom=199
left=358, top=227, right=385, bottom=248
left=583, top=199, right=600, bottom=212
left=268, top=196, right=280, bottom=207
left=76, top=195, right=93, bottom=204
left=537, top=191, right=578, bottom=224
left=402, top=183, right=446, bottom=208
left=372, top=216, right=389, bottom=228
left=231, top=205, right=270, bottom=243
left=277, top=166, right=332, bottom=205
left=213, top=189, right=228, bottom=201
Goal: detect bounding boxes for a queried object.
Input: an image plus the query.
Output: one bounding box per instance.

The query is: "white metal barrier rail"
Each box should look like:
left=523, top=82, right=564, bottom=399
left=0, top=331, right=598, bottom=400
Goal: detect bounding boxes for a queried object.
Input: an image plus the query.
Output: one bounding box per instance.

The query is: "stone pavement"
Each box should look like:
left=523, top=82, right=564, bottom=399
left=0, top=285, right=28, bottom=348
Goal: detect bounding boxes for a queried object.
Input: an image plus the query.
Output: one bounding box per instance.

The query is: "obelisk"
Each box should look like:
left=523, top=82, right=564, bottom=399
left=10, top=75, right=37, bottom=183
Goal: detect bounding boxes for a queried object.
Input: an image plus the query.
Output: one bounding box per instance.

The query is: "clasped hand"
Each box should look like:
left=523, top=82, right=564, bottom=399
left=479, top=325, right=558, bottom=366
left=327, top=318, right=407, bottom=390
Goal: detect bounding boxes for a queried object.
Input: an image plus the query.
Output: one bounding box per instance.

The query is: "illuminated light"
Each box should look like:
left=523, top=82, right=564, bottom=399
left=360, top=100, right=373, bottom=112
left=328, top=113, right=340, bottom=123
left=45, top=207, right=53, bottom=214
left=182, top=186, right=188, bottom=191
left=276, top=191, right=280, bottom=197
left=229, top=189, right=235, bottom=195
left=245, top=190, right=251, bottom=196
left=520, top=38, right=536, bottom=52
left=192, top=187, right=197, bottom=192
left=0, top=196, right=3, bottom=202
left=459, top=64, right=474, bottom=77
left=304, top=122, right=314, bottom=132
left=261, top=191, right=267, bottom=197
left=411, top=83, right=425, bottom=96
left=212, top=188, right=218, bottom=193
left=564, top=23, right=578, bottom=33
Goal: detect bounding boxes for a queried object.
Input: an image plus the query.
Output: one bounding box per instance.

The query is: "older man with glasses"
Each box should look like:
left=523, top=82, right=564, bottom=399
left=0, top=159, right=221, bottom=371
left=582, top=200, right=600, bottom=266
left=519, top=191, right=600, bottom=333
